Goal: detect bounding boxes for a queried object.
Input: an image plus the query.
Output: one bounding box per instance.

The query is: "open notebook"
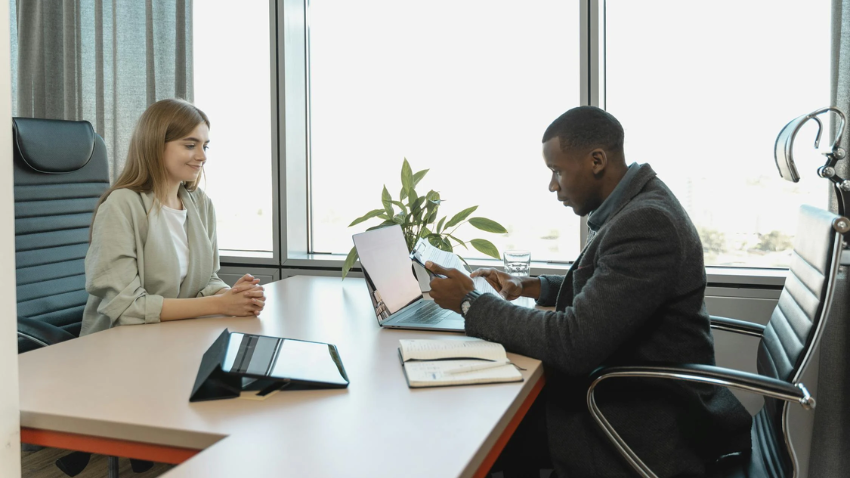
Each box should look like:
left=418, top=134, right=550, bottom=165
left=398, top=339, right=523, bottom=388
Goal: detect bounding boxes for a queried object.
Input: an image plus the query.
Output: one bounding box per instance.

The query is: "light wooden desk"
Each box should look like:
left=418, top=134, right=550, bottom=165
left=19, top=276, right=545, bottom=478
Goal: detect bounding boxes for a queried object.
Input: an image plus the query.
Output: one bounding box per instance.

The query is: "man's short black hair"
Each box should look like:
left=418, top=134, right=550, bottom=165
left=542, top=106, right=624, bottom=154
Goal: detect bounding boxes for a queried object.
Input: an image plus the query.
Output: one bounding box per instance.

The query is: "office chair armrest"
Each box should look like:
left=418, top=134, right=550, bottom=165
left=17, top=316, right=76, bottom=349
left=710, top=315, right=766, bottom=337
left=589, top=363, right=810, bottom=408
left=586, top=362, right=814, bottom=478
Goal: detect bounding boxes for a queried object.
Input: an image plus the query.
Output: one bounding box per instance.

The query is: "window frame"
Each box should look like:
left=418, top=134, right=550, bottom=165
left=218, top=0, right=797, bottom=288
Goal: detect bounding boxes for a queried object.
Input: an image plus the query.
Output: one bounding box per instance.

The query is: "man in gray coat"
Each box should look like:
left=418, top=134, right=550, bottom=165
left=427, top=106, right=752, bottom=477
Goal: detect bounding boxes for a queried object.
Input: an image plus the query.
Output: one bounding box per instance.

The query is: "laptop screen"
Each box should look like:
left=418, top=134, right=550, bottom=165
left=352, top=225, right=423, bottom=314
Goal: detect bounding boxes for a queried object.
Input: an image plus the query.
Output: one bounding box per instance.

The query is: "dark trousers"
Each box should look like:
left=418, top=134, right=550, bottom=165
left=490, top=387, right=555, bottom=478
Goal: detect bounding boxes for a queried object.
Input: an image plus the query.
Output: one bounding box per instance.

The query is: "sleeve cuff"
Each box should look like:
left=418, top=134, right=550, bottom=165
left=198, top=280, right=229, bottom=298
left=145, top=294, right=163, bottom=324
left=536, top=275, right=557, bottom=306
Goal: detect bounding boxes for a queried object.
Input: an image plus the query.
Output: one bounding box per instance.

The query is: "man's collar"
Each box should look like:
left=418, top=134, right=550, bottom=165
left=587, top=162, right=642, bottom=232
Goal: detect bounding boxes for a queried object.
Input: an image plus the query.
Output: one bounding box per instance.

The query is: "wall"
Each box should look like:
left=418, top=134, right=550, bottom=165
left=0, top=0, right=21, bottom=476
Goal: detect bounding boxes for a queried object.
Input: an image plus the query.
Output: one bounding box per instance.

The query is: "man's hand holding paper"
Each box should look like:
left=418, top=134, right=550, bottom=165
left=411, top=238, right=503, bottom=297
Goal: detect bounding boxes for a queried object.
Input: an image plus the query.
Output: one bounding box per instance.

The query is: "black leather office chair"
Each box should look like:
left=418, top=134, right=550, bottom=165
left=586, top=205, right=846, bottom=478
left=13, top=117, right=110, bottom=352
left=12, top=118, right=153, bottom=477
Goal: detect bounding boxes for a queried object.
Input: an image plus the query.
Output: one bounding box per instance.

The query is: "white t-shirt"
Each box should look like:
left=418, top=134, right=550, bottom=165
left=161, top=204, right=189, bottom=284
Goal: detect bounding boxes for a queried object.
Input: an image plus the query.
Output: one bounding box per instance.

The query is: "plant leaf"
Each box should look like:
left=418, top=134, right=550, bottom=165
left=436, top=216, right=446, bottom=233
left=468, top=217, right=508, bottom=234
left=419, top=226, right=432, bottom=238
left=401, top=159, right=413, bottom=196
left=410, top=196, right=424, bottom=216
left=341, top=247, right=358, bottom=280
left=391, top=200, right=408, bottom=215
left=407, top=188, right=418, bottom=208
left=400, top=186, right=407, bottom=202
left=413, top=169, right=429, bottom=187
left=470, top=239, right=501, bottom=260
left=440, top=237, right=453, bottom=252
left=445, top=205, right=478, bottom=229
left=381, top=185, right=394, bottom=217
left=446, top=234, right=468, bottom=249
left=348, top=208, right=385, bottom=227
left=426, top=209, right=438, bottom=224
left=392, top=212, right=406, bottom=224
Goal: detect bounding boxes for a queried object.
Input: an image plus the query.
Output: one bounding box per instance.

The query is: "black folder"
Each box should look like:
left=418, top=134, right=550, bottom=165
left=190, top=329, right=349, bottom=402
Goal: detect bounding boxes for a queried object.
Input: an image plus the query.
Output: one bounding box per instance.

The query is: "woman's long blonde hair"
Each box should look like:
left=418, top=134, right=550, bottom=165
left=90, top=99, right=210, bottom=240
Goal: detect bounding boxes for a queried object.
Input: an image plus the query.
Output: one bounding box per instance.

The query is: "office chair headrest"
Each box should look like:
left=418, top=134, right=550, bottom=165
left=13, top=117, right=97, bottom=174
left=774, top=114, right=808, bottom=183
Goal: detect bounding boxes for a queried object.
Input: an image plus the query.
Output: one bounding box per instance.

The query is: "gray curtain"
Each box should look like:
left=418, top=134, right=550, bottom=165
left=10, top=0, right=193, bottom=179
left=811, top=0, right=850, bottom=474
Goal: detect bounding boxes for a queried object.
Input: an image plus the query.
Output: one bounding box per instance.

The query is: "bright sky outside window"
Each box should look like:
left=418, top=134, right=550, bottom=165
left=309, top=0, right=582, bottom=263
left=193, top=2, right=274, bottom=254
left=607, top=0, right=831, bottom=268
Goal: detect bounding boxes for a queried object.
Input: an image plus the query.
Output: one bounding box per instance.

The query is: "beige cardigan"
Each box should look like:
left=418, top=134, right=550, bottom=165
left=81, top=186, right=229, bottom=335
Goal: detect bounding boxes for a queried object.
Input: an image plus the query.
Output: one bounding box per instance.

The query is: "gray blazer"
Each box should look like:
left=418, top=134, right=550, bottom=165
left=81, top=186, right=228, bottom=335
left=465, top=164, right=752, bottom=477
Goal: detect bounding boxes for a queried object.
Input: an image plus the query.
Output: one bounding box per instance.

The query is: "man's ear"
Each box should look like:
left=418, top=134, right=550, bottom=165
left=590, top=149, right=608, bottom=175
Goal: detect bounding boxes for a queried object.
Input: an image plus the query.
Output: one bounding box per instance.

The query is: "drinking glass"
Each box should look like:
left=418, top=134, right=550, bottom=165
left=503, top=250, right=531, bottom=277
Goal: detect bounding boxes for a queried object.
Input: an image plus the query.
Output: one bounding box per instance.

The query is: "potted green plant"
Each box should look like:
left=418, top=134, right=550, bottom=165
left=342, top=159, right=508, bottom=279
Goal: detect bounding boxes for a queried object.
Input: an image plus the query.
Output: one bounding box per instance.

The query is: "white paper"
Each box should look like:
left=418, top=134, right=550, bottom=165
left=411, top=238, right=503, bottom=297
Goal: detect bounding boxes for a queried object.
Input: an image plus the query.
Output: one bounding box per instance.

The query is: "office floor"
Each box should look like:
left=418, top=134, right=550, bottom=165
left=21, top=447, right=172, bottom=478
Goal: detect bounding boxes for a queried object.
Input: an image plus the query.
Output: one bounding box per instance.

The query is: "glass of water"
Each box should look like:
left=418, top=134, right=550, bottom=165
left=503, top=250, right=531, bottom=277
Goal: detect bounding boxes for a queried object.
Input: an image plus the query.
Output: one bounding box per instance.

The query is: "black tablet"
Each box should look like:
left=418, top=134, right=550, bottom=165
left=220, top=332, right=349, bottom=388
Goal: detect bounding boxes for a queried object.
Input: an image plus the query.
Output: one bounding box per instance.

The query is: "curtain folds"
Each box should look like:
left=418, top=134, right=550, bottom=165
left=10, top=0, right=193, bottom=179
left=811, top=0, right=850, bottom=474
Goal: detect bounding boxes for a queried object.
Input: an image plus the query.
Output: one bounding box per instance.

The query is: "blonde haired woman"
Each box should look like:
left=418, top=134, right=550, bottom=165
left=81, top=98, right=264, bottom=336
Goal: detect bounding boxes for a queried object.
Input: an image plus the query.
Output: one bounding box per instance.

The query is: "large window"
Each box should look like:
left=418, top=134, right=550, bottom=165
left=194, top=2, right=274, bottom=256
left=306, top=0, right=832, bottom=269
left=606, top=0, right=831, bottom=268
left=308, top=0, right=582, bottom=263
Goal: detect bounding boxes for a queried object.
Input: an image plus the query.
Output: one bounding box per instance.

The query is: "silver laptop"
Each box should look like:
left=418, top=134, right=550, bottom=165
left=352, top=225, right=465, bottom=332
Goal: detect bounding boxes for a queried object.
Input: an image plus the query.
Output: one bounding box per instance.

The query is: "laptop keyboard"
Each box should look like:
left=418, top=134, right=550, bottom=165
left=397, top=303, right=453, bottom=324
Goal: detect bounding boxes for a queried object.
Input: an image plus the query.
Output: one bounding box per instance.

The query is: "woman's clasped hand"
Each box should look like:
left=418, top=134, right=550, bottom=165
left=216, top=274, right=266, bottom=317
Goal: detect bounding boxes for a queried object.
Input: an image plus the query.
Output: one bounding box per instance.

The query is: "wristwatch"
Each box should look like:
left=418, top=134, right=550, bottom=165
left=460, top=290, right=482, bottom=318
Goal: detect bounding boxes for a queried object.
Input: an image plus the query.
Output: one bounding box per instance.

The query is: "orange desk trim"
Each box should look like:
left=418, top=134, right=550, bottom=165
left=20, top=428, right=200, bottom=465
left=473, top=374, right=546, bottom=478
left=22, top=376, right=544, bottom=474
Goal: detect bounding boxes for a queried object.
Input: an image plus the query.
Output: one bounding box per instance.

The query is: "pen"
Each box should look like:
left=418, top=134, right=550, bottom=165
left=444, top=359, right=512, bottom=375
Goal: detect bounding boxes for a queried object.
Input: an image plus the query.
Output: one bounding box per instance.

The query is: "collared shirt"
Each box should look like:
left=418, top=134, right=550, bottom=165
left=587, top=162, right=640, bottom=232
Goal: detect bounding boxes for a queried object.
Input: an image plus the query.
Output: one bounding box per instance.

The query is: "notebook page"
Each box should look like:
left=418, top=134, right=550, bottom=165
left=403, top=360, right=522, bottom=387
left=399, top=339, right=507, bottom=362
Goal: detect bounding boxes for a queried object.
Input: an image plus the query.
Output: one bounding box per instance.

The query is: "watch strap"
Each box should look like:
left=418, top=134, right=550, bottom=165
left=461, top=290, right=483, bottom=317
